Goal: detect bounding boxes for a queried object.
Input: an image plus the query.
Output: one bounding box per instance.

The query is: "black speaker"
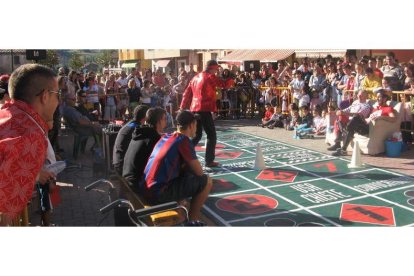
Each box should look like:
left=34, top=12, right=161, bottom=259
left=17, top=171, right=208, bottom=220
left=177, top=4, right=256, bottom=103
left=243, top=60, right=260, bottom=72
left=26, top=50, right=47, bottom=60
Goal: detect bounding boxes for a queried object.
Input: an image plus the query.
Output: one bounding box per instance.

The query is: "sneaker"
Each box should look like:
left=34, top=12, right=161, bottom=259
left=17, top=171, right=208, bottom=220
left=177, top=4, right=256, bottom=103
left=327, top=143, right=341, bottom=151
left=267, top=125, right=274, bottom=129
left=206, top=161, right=220, bottom=168
left=184, top=220, right=207, bottom=226
left=332, top=149, right=347, bottom=156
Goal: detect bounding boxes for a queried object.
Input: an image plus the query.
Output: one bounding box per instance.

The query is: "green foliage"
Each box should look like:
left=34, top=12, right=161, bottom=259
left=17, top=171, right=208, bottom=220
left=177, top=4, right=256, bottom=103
left=95, top=50, right=116, bottom=67
left=32, top=50, right=60, bottom=69
left=68, top=51, right=84, bottom=70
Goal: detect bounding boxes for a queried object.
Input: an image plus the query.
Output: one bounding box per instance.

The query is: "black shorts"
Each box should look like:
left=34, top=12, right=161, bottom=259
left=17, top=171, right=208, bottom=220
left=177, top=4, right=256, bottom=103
left=155, top=174, right=209, bottom=204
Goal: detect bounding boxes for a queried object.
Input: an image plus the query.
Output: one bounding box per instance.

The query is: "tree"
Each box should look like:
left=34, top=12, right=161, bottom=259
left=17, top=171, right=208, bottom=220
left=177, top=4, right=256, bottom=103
left=36, top=50, right=60, bottom=69
left=95, top=50, right=116, bottom=67
left=68, top=51, right=83, bottom=70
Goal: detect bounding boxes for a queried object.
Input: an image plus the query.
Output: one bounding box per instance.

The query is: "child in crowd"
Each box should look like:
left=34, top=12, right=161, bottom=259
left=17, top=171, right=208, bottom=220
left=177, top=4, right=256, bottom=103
left=293, top=105, right=313, bottom=138
left=280, top=81, right=290, bottom=115
left=258, top=103, right=274, bottom=127
left=326, top=104, right=337, bottom=135
left=310, top=90, right=322, bottom=111
left=221, top=90, right=230, bottom=118
left=296, top=108, right=326, bottom=138
left=266, top=106, right=286, bottom=129
left=298, top=89, right=310, bottom=109
left=286, top=106, right=302, bottom=131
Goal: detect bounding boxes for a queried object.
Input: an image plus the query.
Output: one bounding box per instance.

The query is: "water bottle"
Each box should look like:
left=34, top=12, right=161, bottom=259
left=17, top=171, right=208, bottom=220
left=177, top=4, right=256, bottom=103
left=45, top=161, right=66, bottom=175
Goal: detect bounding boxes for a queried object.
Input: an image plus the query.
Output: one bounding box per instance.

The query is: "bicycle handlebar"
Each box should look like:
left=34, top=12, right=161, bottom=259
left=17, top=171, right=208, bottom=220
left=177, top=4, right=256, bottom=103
left=84, top=179, right=115, bottom=191
left=99, top=199, right=134, bottom=214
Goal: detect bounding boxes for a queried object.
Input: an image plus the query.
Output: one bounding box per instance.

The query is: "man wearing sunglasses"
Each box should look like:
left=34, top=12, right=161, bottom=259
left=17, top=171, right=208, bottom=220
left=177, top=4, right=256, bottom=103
left=0, top=64, right=59, bottom=225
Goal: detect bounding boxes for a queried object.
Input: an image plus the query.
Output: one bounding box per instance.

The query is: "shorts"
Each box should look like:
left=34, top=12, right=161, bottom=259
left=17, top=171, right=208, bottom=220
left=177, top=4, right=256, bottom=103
left=154, top=174, right=208, bottom=204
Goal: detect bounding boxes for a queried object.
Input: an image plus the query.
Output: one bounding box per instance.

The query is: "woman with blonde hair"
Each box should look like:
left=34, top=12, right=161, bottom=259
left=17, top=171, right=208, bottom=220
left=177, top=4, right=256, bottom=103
left=127, top=78, right=141, bottom=116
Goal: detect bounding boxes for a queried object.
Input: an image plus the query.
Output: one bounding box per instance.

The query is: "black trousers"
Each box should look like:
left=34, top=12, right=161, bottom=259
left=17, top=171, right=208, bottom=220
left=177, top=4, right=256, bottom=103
left=191, top=111, right=217, bottom=164
left=342, top=115, right=369, bottom=150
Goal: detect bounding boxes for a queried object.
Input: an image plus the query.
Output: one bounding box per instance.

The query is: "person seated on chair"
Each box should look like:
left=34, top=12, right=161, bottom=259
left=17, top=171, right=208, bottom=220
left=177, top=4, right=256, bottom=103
left=62, top=93, right=102, bottom=148
left=74, top=89, right=98, bottom=121
left=139, top=110, right=212, bottom=221
left=112, top=104, right=149, bottom=176
left=75, top=89, right=98, bottom=121
left=327, top=90, right=372, bottom=151
left=332, top=89, right=396, bottom=156
left=123, top=107, right=166, bottom=188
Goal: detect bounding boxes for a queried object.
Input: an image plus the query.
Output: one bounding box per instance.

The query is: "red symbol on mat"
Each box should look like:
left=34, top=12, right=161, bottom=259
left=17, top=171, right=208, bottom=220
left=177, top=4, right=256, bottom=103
left=211, top=179, right=237, bottom=193
left=340, top=203, right=395, bottom=226
left=313, top=162, right=337, bottom=172
left=195, top=143, right=225, bottom=151
left=215, top=151, right=243, bottom=159
left=256, top=169, right=298, bottom=182
left=216, top=194, right=278, bottom=215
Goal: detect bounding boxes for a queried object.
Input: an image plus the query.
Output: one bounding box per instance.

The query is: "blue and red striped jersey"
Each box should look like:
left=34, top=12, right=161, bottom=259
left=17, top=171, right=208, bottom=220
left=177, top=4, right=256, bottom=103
left=143, top=132, right=197, bottom=193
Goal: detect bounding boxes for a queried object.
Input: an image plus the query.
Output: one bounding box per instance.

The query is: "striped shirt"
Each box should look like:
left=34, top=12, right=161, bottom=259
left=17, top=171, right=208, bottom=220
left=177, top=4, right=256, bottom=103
left=143, top=132, right=197, bottom=195
left=342, top=100, right=372, bottom=118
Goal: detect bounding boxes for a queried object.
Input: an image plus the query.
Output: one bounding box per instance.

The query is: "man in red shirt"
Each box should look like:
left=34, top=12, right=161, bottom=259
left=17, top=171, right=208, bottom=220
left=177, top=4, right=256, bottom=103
left=0, top=64, right=59, bottom=225
left=333, top=89, right=396, bottom=156
left=180, top=60, right=224, bottom=167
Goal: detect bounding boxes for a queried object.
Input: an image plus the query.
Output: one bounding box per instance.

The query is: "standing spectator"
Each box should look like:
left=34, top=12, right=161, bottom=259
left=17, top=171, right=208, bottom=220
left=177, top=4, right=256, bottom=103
left=180, top=60, right=224, bottom=168
left=66, top=70, right=78, bottom=102
left=289, top=70, right=305, bottom=106
left=126, top=78, right=141, bottom=115
left=187, top=63, right=197, bottom=82
left=117, top=71, right=129, bottom=119
left=104, top=74, right=119, bottom=121
left=381, top=51, right=404, bottom=90
left=0, top=64, right=58, bottom=225
left=368, top=57, right=384, bottom=79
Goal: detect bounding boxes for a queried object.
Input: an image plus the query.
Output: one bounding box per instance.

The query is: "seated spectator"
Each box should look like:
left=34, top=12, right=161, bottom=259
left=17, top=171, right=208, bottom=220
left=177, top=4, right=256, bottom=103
left=294, top=105, right=313, bottom=138
left=112, top=105, right=149, bottom=176
left=123, top=107, right=166, bottom=188
left=258, top=103, right=274, bottom=127
left=139, top=110, right=212, bottom=221
left=62, top=94, right=102, bottom=149
left=266, top=106, right=286, bottom=129
left=327, top=90, right=372, bottom=151
left=75, top=90, right=98, bottom=121
left=332, top=89, right=396, bottom=156
left=286, top=106, right=302, bottom=131
left=297, top=108, right=326, bottom=138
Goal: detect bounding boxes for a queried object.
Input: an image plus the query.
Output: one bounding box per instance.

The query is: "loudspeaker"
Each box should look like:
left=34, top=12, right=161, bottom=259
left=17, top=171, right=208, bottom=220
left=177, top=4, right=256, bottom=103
left=243, top=60, right=260, bottom=72
left=26, top=50, right=47, bottom=60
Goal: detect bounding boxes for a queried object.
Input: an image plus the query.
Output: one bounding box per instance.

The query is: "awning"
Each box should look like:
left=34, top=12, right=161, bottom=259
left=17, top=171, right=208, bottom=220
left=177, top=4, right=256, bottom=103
left=294, top=49, right=347, bottom=58
left=155, top=59, right=170, bottom=67
left=219, top=49, right=295, bottom=62
left=121, top=62, right=137, bottom=68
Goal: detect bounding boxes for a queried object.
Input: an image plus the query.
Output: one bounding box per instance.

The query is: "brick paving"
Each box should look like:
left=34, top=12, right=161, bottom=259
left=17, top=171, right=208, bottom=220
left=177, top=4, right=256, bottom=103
left=29, top=118, right=414, bottom=226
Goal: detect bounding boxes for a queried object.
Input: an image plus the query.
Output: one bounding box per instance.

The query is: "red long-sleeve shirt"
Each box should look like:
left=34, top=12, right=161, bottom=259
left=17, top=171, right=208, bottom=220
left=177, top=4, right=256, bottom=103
left=0, top=100, right=48, bottom=223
